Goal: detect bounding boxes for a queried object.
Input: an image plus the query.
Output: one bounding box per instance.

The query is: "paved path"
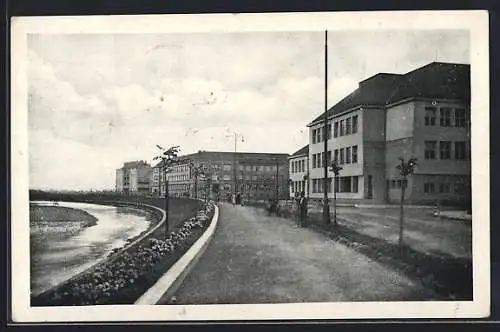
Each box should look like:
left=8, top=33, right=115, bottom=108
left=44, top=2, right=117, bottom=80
left=158, top=203, right=435, bottom=304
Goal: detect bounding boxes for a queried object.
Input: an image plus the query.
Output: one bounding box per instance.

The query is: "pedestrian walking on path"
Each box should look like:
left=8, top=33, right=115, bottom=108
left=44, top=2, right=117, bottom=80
left=298, top=191, right=308, bottom=227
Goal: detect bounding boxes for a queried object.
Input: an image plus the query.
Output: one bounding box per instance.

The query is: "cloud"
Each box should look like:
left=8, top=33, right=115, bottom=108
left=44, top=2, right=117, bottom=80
left=26, top=31, right=469, bottom=190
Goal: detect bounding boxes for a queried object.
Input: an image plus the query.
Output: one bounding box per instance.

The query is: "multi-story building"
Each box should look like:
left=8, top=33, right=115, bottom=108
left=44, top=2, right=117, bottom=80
left=288, top=145, right=309, bottom=198
left=115, top=160, right=152, bottom=194
left=305, top=62, right=470, bottom=205
left=154, top=150, right=290, bottom=201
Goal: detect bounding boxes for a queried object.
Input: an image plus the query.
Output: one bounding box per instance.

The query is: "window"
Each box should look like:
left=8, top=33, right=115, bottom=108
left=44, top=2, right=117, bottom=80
left=301, top=160, right=305, bottom=172
left=425, top=107, right=437, bottom=126
left=334, top=122, right=339, bottom=137
left=321, top=152, right=325, bottom=167
left=352, top=115, right=358, bottom=134
left=424, top=182, right=436, bottom=193
left=454, top=182, right=465, bottom=194
left=317, top=128, right=322, bottom=142
left=312, top=129, right=317, bottom=144
left=291, top=162, right=294, bottom=173
left=425, top=141, right=437, bottom=160
left=439, top=183, right=451, bottom=193
left=327, top=151, right=332, bottom=165
left=440, top=141, right=451, bottom=159
left=440, top=107, right=452, bottom=127
left=352, top=145, right=358, bottom=163
left=334, top=177, right=339, bottom=192
left=352, top=176, right=358, bottom=192
left=454, top=141, right=467, bottom=160
left=328, top=124, right=332, bottom=139
left=340, top=120, right=345, bottom=136
left=345, top=147, right=351, bottom=164
left=312, top=154, right=317, bottom=169
left=340, top=148, right=345, bottom=164
left=334, top=149, right=339, bottom=163
left=345, top=117, right=351, bottom=135
left=328, top=178, right=333, bottom=193
left=455, top=108, right=466, bottom=127
left=339, top=177, right=352, bottom=193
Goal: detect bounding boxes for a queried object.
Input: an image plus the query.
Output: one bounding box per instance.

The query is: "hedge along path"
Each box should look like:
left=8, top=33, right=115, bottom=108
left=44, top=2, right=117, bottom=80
left=135, top=204, right=219, bottom=305
left=32, top=201, right=166, bottom=301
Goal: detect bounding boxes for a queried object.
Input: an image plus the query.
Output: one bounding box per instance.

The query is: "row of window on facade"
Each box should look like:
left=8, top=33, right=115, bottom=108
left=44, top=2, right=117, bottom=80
left=311, top=176, right=359, bottom=193
left=168, top=174, right=190, bottom=182
left=311, top=145, right=359, bottom=169
left=290, top=180, right=306, bottom=194
left=424, top=107, right=467, bottom=127
left=424, top=141, right=468, bottom=160
left=387, top=175, right=467, bottom=194
left=290, top=159, right=306, bottom=173
left=312, top=115, right=359, bottom=144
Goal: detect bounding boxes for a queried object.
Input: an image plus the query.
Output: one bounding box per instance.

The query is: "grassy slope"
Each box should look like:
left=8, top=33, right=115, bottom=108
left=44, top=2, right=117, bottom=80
left=30, top=205, right=98, bottom=226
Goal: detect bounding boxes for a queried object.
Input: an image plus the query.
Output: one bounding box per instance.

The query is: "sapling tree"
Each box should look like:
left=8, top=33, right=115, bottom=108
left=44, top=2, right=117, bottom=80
left=396, top=157, right=417, bottom=248
left=153, top=145, right=180, bottom=236
left=329, top=161, right=343, bottom=228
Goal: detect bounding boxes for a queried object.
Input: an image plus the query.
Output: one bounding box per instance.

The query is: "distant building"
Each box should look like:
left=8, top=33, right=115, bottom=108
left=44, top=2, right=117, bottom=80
left=154, top=151, right=290, bottom=201
left=288, top=145, right=309, bottom=198
left=305, top=62, right=470, bottom=205
left=115, top=160, right=152, bottom=194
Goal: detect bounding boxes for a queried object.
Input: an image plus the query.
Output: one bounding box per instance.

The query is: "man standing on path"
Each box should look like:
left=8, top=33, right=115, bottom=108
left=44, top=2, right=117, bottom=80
left=298, top=191, right=308, bottom=227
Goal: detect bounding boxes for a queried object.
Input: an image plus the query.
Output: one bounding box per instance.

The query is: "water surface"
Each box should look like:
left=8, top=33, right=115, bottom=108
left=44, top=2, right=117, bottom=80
left=30, top=201, right=151, bottom=296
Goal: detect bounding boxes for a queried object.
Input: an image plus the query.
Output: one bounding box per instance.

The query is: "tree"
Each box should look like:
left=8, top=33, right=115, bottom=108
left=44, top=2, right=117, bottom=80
left=396, top=157, right=417, bottom=248
left=153, top=145, right=180, bottom=236
left=189, top=161, right=217, bottom=201
left=329, top=161, right=343, bottom=228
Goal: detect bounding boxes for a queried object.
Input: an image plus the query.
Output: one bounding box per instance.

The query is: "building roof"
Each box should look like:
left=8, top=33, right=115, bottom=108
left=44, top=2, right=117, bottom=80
left=309, top=62, right=470, bottom=125
left=122, top=160, right=151, bottom=169
left=152, top=150, right=290, bottom=167
left=290, top=145, right=309, bottom=158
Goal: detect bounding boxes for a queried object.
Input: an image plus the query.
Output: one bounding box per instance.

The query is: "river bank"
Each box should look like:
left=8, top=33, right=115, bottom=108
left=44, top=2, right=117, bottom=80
left=30, top=202, right=152, bottom=297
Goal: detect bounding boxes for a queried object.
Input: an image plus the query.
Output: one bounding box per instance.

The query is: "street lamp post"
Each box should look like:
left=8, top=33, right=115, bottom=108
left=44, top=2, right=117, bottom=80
left=396, top=157, right=417, bottom=248
left=329, top=161, right=343, bottom=227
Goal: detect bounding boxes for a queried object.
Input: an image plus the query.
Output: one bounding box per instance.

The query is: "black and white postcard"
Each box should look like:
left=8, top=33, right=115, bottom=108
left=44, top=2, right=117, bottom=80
left=11, top=10, right=490, bottom=322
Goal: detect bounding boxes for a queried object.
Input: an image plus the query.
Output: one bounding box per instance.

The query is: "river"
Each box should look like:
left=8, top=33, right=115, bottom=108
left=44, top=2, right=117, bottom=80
left=30, top=201, right=152, bottom=297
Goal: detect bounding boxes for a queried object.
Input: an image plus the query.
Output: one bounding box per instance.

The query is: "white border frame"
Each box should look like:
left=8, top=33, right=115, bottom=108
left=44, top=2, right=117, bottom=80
left=11, top=10, right=490, bottom=322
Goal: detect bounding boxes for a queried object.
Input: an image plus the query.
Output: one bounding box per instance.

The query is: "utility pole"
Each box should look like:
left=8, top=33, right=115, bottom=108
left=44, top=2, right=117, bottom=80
left=322, top=30, right=331, bottom=225
left=275, top=160, right=279, bottom=200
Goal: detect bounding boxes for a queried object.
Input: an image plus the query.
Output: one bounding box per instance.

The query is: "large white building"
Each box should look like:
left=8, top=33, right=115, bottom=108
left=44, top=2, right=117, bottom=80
left=115, top=161, right=152, bottom=194
left=299, top=62, right=471, bottom=206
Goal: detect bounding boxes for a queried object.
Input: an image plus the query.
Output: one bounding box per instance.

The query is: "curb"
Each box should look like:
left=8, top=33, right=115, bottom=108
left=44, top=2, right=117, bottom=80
left=135, top=204, right=220, bottom=305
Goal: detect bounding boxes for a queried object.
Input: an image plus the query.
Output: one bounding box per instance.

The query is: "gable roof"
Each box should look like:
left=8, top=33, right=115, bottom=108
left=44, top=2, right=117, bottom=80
left=290, top=145, right=309, bottom=157
left=309, top=62, right=470, bottom=125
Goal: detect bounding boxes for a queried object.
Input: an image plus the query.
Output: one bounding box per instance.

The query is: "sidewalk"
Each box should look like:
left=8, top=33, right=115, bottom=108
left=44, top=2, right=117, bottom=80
left=436, top=210, right=472, bottom=221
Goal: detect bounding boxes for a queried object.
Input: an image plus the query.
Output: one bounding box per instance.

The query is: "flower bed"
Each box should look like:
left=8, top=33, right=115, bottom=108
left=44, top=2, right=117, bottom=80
left=31, top=202, right=215, bottom=306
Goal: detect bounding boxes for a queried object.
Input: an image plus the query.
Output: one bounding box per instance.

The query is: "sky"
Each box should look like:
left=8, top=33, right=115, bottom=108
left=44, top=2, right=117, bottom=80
left=27, top=30, right=470, bottom=190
